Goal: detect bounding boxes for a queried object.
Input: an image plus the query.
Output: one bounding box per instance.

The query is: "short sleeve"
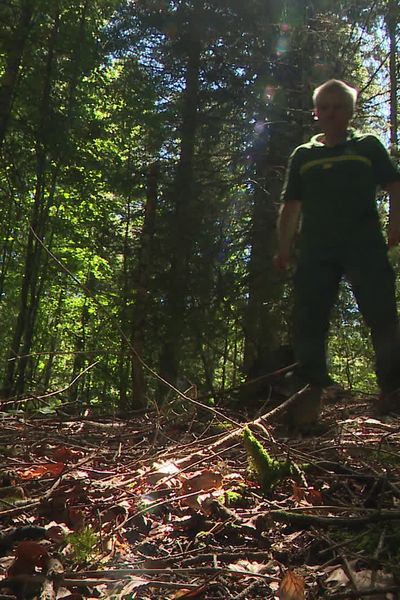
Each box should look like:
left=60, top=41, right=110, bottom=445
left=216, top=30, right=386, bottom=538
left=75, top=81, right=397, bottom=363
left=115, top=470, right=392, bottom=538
left=368, top=135, right=400, bottom=186
left=280, top=149, right=303, bottom=203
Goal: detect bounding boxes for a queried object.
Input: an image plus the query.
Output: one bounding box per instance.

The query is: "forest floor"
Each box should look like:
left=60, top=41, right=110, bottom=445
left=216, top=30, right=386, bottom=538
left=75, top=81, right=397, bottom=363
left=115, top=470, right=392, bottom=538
left=0, top=390, right=399, bottom=599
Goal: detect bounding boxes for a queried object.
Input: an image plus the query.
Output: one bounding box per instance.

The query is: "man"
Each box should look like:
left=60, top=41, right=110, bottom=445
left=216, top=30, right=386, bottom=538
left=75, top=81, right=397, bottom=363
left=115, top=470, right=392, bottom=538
left=275, top=79, right=400, bottom=418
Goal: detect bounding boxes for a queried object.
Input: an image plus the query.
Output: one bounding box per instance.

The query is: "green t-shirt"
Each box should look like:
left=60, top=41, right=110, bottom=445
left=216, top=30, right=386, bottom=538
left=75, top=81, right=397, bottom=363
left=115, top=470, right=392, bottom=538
left=281, top=129, right=400, bottom=247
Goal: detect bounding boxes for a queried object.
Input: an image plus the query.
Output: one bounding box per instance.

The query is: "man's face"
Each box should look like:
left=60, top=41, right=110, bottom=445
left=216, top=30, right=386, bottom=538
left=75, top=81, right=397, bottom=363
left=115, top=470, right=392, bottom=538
left=314, top=90, right=353, bottom=135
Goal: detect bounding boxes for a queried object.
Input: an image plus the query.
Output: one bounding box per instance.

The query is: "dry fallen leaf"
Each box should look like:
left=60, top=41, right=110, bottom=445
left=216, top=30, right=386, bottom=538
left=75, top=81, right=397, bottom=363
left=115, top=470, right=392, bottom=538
left=279, top=570, right=305, bottom=600
left=55, top=592, right=83, bottom=600
left=291, top=483, right=306, bottom=502
left=52, top=446, right=84, bottom=462
left=46, top=522, right=71, bottom=543
left=8, top=541, right=49, bottom=575
left=171, top=584, right=208, bottom=598
left=306, top=487, right=323, bottom=505
left=114, top=575, right=150, bottom=596
left=68, top=506, right=86, bottom=529
left=18, top=462, right=65, bottom=479
left=228, top=559, right=268, bottom=575
left=15, top=541, right=49, bottom=562
left=146, top=461, right=180, bottom=486
left=181, top=470, right=223, bottom=494
left=326, top=566, right=395, bottom=592
left=291, top=483, right=323, bottom=506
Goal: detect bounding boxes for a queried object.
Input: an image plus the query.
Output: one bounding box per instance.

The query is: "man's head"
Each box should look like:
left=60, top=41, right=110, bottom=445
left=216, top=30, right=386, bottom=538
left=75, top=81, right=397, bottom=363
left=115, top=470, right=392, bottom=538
left=312, top=79, right=358, bottom=138
left=313, top=79, right=358, bottom=113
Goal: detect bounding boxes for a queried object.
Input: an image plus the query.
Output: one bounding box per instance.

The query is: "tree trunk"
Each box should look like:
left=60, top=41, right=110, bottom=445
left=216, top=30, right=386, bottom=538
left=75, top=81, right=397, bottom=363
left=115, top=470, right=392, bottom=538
left=157, top=26, right=201, bottom=402
left=129, top=162, right=159, bottom=408
left=386, top=0, right=398, bottom=151
left=4, top=10, right=61, bottom=395
left=0, top=0, right=34, bottom=148
left=118, top=199, right=133, bottom=408
left=242, top=119, right=286, bottom=377
left=68, top=287, right=91, bottom=405
left=4, top=1, right=91, bottom=396
left=41, top=290, right=65, bottom=392
left=242, top=3, right=314, bottom=380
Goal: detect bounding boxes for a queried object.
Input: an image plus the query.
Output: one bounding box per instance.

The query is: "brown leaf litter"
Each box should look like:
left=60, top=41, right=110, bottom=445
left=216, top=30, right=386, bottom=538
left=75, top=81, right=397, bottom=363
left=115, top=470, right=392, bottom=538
left=0, top=392, right=399, bottom=598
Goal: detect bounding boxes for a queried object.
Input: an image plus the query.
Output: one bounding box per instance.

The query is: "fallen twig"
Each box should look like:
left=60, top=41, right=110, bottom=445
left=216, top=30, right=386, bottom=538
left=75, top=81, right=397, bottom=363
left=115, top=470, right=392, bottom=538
left=267, top=508, right=400, bottom=529
left=339, top=553, right=362, bottom=600
left=327, top=585, right=400, bottom=599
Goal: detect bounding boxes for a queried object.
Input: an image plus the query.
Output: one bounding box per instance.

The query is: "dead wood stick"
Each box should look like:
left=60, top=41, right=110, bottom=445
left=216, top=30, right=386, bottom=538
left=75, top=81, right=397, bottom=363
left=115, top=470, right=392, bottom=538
left=2, top=574, right=198, bottom=590
left=148, top=385, right=311, bottom=494
left=318, top=531, right=367, bottom=557
left=339, top=552, right=362, bottom=600
left=40, top=578, right=55, bottom=600
left=180, top=551, right=271, bottom=566
left=26, top=360, right=100, bottom=402
left=4, top=566, right=280, bottom=588
left=251, top=384, right=310, bottom=423
left=40, top=557, right=64, bottom=600
left=232, top=580, right=262, bottom=600
left=267, top=508, right=400, bottom=529
left=67, top=579, right=199, bottom=590
left=0, top=500, right=40, bottom=519
left=175, top=384, right=310, bottom=469
left=70, top=566, right=280, bottom=581
left=208, top=361, right=299, bottom=399
left=327, top=586, right=400, bottom=599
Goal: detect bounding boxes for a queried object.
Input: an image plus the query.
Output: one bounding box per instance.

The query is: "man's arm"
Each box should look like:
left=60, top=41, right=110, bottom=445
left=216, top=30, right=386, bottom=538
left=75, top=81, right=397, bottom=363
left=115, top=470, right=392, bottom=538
left=274, top=200, right=302, bottom=270
left=385, top=180, right=400, bottom=248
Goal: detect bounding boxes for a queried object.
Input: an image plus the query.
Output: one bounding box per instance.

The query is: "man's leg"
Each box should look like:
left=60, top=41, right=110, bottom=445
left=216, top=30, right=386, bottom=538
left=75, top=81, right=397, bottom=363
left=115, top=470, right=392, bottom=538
left=346, top=242, right=400, bottom=394
left=293, top=255, right=342, bottom=386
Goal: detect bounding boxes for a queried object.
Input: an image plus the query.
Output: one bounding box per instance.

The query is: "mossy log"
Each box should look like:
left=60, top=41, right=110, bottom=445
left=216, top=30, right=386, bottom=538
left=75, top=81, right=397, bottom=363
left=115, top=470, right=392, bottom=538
left=242, top=426, right=305, bottom=491
left=265, top=509, right=400, bottom=530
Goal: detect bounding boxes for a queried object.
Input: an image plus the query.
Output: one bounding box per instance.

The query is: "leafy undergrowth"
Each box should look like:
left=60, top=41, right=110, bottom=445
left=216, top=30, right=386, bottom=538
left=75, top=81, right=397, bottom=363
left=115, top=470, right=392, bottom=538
left=0, top=393, right=399, bottom=599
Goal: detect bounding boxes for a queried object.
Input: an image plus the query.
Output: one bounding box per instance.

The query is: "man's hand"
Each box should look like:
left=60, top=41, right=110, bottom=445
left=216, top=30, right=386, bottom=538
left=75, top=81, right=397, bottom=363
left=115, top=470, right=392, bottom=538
left=273, top=251, right=291, bottom=271
left=274, top=200, right=301, bottom=271
left=388, top=219, right=400, bottom=248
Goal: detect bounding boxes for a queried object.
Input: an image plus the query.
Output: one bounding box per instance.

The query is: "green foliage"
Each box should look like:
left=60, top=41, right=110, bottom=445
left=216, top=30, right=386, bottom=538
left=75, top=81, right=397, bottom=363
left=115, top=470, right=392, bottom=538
left=0, top=0, right=396, bottom=409
left=329, top=282, right=376, bottom=392
left=67, top=527, right=98, bottom=565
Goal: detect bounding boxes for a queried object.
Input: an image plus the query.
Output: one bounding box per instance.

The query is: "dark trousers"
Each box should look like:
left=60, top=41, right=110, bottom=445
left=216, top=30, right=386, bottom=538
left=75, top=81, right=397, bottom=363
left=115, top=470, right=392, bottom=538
left=293, top=237, right=400, bottom=392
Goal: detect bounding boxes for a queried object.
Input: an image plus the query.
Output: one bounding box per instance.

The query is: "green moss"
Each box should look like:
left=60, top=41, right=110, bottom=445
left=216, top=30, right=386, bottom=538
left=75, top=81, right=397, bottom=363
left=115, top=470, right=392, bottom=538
left=211, top=421, right=235, bottom=433
left=219, top=485, right=249, bottom=508
left=242, top=426, right=301, bottom=492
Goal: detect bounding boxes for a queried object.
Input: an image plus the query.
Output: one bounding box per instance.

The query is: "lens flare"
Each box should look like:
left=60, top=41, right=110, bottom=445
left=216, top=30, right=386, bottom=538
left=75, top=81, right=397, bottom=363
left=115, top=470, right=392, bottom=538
left=264, top=85, right=277, bottom=101
left=276, top=35, right=289, bottom=56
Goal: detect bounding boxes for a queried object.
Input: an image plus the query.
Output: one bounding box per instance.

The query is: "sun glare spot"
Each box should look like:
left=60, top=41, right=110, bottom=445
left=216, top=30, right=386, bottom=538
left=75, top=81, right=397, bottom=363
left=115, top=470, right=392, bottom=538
left=276, top=35, right=289, bottom=56
left=254, top=121, right=266, bottom=134
left=264, top=85, right=277, bottom=101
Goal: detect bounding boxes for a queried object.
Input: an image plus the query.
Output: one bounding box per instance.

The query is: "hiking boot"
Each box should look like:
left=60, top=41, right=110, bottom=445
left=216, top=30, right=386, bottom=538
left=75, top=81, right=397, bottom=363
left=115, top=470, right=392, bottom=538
left=285, top=385, right=322, bottom=430
left=375, top=388, right=400, bottom=416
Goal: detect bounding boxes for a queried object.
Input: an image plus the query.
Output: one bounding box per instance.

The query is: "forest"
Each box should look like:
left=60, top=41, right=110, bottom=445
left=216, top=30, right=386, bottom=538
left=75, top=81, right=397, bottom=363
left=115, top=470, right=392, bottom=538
left=1, top=0, right=398, bottom=410
left=1, top=2, right=400, bottom=598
